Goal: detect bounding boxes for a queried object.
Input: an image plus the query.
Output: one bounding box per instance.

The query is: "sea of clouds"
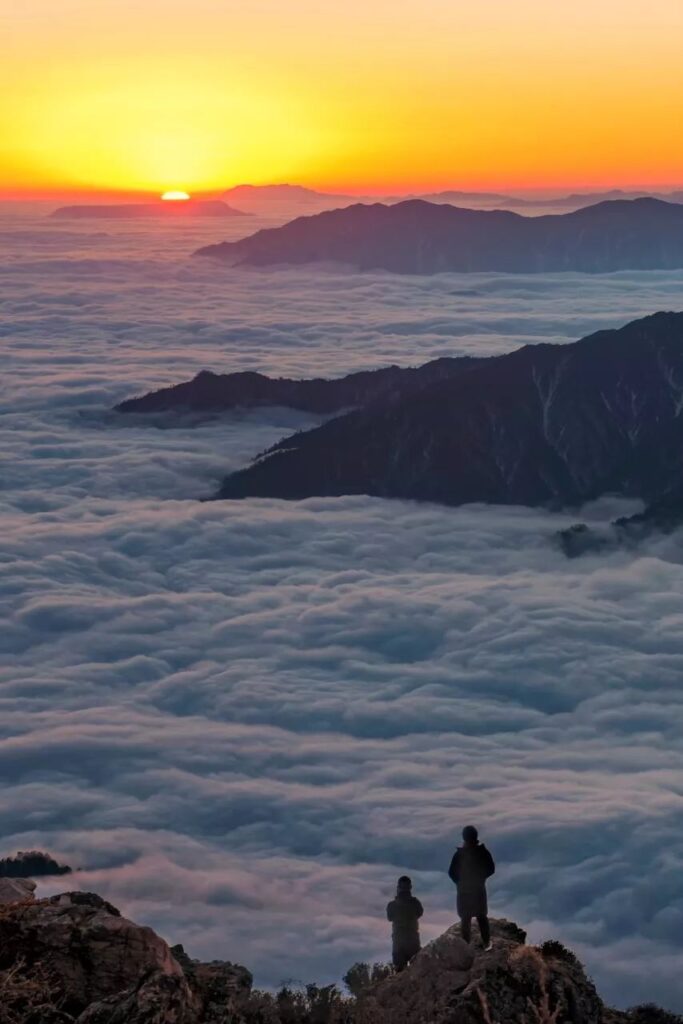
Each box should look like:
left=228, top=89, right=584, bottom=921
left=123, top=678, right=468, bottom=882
left=2, top=204, right=683, bottom=1009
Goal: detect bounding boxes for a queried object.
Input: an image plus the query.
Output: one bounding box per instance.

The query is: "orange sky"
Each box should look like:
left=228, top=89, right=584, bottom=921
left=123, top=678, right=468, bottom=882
left=3, top=0, right=683, bottom=198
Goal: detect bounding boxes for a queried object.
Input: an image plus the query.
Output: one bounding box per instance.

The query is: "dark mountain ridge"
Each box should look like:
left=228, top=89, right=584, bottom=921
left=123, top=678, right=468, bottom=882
left=195, top=197, right=683, bottom=273
left=116, top=357, right=482, bottom=417
left=216, top=312, right=683, bottom=516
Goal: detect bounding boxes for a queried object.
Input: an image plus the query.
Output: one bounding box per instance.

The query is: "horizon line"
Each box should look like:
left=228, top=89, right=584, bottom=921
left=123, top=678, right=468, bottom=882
left=4, top=181, right=683, bottom=204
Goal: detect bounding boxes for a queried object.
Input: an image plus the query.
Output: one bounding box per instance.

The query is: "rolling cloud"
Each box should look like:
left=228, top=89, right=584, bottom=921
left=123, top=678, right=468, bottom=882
left=2, top=209, right=683, bottom=1009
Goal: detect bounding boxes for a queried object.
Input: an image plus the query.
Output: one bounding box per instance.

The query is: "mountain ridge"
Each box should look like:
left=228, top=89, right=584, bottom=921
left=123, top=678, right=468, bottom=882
left=214, top=312, right=683, bottom=518
left=195, top=197, right=683, bottom=273
left=115, top=356, right=483, bottom=417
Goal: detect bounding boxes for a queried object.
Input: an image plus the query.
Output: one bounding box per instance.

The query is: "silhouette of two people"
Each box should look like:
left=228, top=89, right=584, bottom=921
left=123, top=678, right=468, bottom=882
left=388, top=825, right=495, bottom=971
left=448, top=825, right=495, bottom=950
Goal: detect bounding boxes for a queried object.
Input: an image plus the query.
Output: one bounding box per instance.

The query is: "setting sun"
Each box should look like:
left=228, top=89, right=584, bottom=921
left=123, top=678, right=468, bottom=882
left=161, top=191, right=190, bottom=201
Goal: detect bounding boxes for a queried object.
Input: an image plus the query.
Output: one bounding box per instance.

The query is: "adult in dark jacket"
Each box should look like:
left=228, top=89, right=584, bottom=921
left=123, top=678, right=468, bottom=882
left=386, top=875, right=424, bottom=971
left=448, top=825, right=495, bottom=950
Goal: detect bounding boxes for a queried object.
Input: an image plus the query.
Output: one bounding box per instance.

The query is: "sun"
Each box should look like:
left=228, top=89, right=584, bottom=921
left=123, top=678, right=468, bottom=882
left=161, top=190, right=191, bottom=201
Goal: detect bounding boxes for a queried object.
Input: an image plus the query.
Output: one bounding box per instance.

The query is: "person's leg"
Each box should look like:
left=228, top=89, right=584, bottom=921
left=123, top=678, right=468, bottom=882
left=477, top=916, right=491, bottom=947
left=393, top=948, right=408, bottom=972
left=460, top=915, right=472, bottom=943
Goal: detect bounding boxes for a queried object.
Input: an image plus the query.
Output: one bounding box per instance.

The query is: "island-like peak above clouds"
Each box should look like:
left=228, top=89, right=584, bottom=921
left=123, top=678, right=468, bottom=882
left=221, top=182, right=524, bottom=209
left=222, top=183, right=354, bottom=203
left=51, top=200, right=249, bottom=219
left=215, top=311, right=683, bottom=517
left=194, top=197, right=683, bottom=273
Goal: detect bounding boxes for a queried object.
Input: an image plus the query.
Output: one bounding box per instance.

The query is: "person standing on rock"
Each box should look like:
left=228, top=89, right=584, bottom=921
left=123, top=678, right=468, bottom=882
left=386, top=875, right=424, bottom=971
left=448, top=825, right=495, bottom=951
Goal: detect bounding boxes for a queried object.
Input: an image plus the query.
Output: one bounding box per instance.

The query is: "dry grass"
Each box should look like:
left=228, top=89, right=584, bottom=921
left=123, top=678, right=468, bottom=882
left=0, top=957, right=65, bottom=1024
left=476, top=987, right=496, bottom=1024
left=474, top=947, right=563, bottom=1024
left=510, top=947, right=561, bottom=1024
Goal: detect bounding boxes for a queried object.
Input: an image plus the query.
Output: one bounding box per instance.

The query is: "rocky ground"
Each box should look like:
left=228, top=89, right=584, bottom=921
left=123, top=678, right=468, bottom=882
left=0, top=883, right=679, bottom=1024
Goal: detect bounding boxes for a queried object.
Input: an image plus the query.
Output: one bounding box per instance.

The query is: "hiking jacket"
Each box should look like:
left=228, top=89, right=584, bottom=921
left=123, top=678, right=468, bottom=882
left=386, top=892, right=424, bottom=944
left=448, top=843, right=495, bottom=893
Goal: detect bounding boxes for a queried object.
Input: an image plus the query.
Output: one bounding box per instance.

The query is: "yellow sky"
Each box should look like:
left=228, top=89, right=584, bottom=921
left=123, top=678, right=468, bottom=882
left=3, top=0, right=683, bottom=196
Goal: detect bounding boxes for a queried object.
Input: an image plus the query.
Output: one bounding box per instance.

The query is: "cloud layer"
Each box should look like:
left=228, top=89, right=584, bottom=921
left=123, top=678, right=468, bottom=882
left=2, top=207, right=683, bottom=1008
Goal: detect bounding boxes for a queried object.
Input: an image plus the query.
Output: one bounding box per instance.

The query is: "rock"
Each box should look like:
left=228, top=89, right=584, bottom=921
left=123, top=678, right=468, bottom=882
left=0, top=892, right=253, bottom=1024
left=0, top=892, right=183, bottom=1018
left=359, top=922, right=474, bottom=1022
left=76, top=969, right=198, bottom=1024
left=0, top=894, right=675, bottom=1023
left=171, top=944, right=253, bottom=1022
left=356, top=918, right=603, bottom=1024
left=0, top=876, right=36, bottom=904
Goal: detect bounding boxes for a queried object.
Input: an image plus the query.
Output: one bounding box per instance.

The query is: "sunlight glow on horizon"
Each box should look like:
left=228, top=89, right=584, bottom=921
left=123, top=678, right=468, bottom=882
left=161, top=191, right=191, bottom=201
left=3, top=0, right=683, bottom=197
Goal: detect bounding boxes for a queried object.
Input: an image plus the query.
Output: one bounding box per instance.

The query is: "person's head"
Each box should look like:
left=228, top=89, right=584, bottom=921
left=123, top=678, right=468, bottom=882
left=462, top=825, right=478, bottom=845
left=397, top=875, right=412, bottom=894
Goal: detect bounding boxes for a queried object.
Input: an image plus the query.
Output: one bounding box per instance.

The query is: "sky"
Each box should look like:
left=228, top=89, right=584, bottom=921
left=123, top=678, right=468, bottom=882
left=2, top=207, right=683, bottom=1008
left=3, top=0, right=683, bottom=197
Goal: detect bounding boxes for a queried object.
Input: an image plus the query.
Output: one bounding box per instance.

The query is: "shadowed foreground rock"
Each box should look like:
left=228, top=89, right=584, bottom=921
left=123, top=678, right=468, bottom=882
left=353, top=919, right=606, bottom=1024
left=0, top=892, right=679, bottom=1023
left=0, top=877, right=35, bottom=906
left=0, top=892, right=251, bottom=1024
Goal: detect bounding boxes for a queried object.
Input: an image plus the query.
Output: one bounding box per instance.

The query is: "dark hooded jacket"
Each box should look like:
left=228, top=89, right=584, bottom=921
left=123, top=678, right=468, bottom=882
left=386, top=891, right=423, bottom=955
left=448, top=842, right=495, bottom=917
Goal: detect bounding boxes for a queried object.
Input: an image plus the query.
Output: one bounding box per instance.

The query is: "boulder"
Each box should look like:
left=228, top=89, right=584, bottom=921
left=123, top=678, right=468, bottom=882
left=357, top=918, right=604, bottom=1024
left=0, top=876, right=36, bottom=905
left=171, top=944, right=253, bottom=1022
left=76, top=969, right=198, bottom=1024
left=0, top=892, right=183, bottom=1018
left=0, top=892, right=253, bottom=1024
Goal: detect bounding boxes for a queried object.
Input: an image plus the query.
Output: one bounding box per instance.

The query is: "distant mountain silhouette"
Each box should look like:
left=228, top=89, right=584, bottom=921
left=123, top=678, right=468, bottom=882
left=215, top=312, right=683, bottom=516
left=195, top=198, right=683, bottom=273
left=222, top=184, right=353, bottom=204
left=116, top=358, right=481, bottom=417
left=52, top=200, right=248, bottom=219
left=221, top=183, right=683, bottom=215
left=544, top=188, right=683, bottom=209
left=221, top=183, right=524, bottom=210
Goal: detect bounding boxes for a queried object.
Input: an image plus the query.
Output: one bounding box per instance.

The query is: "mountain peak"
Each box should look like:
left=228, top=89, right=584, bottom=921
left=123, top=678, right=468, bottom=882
left=215, top=311, right=683, bottom=514
left=195, top=197, right=683, bottom=273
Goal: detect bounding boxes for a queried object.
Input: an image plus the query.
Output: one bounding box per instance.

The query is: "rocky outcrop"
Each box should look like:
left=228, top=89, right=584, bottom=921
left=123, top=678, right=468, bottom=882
left=0, top=892, right=183, bottom=1016
left=0, top=877, right=35, bottom=905
left=215, top=312, right=683, bottom=515
left=356, top=920, right=604, bottom=1024
left=76, top=971, right=197, bottom=1024
left=0, top=891, right=251, bottom=1023
left=0, top=893, right=678, bottom=1023
left=195, top=197, right=683, bottom=274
